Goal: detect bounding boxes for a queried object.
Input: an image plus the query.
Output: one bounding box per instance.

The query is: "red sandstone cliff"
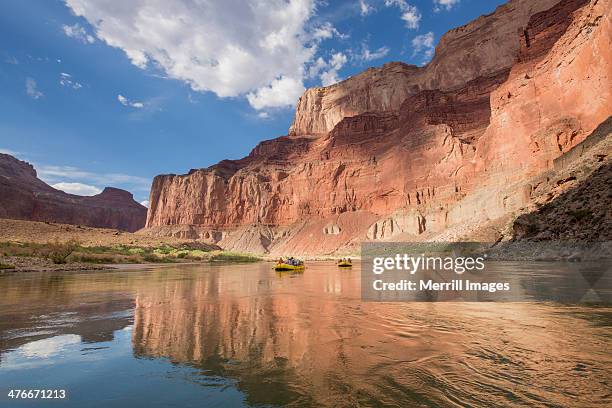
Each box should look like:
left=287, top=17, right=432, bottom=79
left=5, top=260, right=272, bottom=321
left=145, top=0, right=611, bottom=254
left=0, top=154, right=147, bottom=232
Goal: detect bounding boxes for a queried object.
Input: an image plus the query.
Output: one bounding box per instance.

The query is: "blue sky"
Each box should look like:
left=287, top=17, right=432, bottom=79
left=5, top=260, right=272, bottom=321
left=0, top=0, right=506, bottom=204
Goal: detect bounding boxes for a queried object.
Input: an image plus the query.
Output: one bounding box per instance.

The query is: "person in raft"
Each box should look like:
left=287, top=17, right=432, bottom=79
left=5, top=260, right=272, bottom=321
left=284, top=257, right=303, bottom=266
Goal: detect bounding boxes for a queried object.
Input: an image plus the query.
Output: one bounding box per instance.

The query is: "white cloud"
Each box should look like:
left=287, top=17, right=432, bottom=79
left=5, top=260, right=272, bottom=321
left=63, top=0, right=332, bottom=110
left=5, top=55, right=19, bottom=65
left=306, top=52, right=349, bottom=86
left=411, top=31, right=435, bottom=62
left=246, top=76, right=305, bottom=110
left=20, top=335, right=81, bottom=359
left=359, top=0, right=374, bottom=16
left=358, top=45, right=390, bottom=62
left=307, top=57, right=328, bottom=78
left=311, top=22, right=346, bottom=41
left=38, top=164, right=150, bottom=192
left=52, top=182, right=102, bottom=196
left=319, top=52, right=348, bottom=86
left=62, top=23, right=95, bottom=44
left=117, top=94, right=144, bottom=108
left=59, top=72, right=83, bottom=90
left=385, top=0, right=421, bottom=29
left=140, top=200, right=149, bottom=207
left=400, top=6, right=421, bottom=28
left=25, top=78, right=43, bottom=99
left=0, top=148, right=19, bottom=156
left=433, top=0, right=460, bottom=12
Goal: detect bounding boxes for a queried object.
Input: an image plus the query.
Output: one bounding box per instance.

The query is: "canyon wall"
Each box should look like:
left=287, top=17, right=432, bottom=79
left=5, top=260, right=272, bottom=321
left=145, top=0, right=611, bottom=255
left=0, top=154, right=147, bottom=232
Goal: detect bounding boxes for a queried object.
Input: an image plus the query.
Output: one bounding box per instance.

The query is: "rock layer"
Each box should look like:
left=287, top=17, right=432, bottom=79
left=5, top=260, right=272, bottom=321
left=0, top=154, right=147, bottom=232
left=145, top=0, right=611, bottom=254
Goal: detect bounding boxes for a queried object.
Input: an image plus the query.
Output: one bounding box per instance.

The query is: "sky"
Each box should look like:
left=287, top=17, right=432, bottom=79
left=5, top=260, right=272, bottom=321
left=0, top=0, right=507, bottom=205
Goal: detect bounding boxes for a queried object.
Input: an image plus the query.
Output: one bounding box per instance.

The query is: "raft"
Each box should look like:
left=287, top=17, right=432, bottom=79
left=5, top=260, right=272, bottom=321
left=337, top=261, right=352, bottom=267
left=274, top=263, right=305, bottom=271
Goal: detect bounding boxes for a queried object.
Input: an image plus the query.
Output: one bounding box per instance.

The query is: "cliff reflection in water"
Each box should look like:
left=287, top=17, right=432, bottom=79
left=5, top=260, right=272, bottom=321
left=131, top=263, right=611, bottom=407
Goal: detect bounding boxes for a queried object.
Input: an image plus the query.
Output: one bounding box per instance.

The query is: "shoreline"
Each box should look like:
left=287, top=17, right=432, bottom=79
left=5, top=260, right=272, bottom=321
left=1, top=220, right=609, bottom=273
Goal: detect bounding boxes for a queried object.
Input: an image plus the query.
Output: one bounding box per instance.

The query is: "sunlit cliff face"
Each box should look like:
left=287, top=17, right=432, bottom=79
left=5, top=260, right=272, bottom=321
left=130, top=264, right=611, bottom=407
left=144, top=0, right=611, bottom=256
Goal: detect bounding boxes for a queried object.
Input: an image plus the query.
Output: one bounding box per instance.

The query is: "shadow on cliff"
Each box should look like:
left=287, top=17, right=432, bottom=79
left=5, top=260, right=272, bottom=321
left=513, top=157, right=611, bottom=241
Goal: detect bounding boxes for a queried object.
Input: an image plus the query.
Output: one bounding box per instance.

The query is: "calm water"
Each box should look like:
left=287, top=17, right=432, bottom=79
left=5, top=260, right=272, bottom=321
left=0, top=262, right=610, bottom=407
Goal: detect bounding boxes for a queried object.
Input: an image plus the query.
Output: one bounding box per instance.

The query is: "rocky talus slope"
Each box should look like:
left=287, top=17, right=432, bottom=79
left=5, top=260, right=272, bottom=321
left=0, top=154, right=147, bottom=232
left=512, top=118, right=612, bottom=241
left=144, top=0, right=611, bottom=255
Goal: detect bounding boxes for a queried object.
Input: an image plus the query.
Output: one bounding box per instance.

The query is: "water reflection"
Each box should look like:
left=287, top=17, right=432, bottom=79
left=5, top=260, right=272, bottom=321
left=130, top=263, right=611, bottom=407
left=0, top=263, right=611, bottom=407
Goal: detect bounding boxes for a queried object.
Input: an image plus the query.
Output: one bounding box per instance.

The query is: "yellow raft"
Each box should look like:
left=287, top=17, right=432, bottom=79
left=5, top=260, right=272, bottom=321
left=274, top=263, right=305, bottom=271
left=337, top=261, right=352, bottom=267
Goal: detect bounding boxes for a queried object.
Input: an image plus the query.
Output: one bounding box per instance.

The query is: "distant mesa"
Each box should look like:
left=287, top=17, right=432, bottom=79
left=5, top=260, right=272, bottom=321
left=0, top=153, right=147, bottom=232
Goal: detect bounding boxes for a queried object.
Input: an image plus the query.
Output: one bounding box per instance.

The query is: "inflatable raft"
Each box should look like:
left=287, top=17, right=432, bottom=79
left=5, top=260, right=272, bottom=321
left=274, top=263, right=305, bottom=271
left=337, top=261, right=352, bottom=267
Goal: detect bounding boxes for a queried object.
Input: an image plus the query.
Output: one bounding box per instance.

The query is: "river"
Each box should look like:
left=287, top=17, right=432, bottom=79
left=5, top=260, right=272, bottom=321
left=0, top=262, right=610, bottom=407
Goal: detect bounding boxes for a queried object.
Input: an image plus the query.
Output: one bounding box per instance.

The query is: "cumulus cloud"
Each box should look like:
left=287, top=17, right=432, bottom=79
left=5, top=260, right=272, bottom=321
left=359, top=0, right=374, bottom=16
left=311, top=22, right=347, bottom=41
left=5, top=55, right=19, bottom=65
left=358, top=45, right=390, bottom=62
left=319, top=52, right=348, bottom=86
left=433, top=0, right=460, bottom=12
left=307, top=52, right=349, bottom=86
left=385, top=0, right=421, bottom=29
left=25, top=78, right=43, bottom=99
left=139, top=200, right=149, bottom=207
left=59, top=72, right=83, bottom=90
left=246, top=76, right=305, bottom=110
left=307, top=57, right=327, bottom=78
left=20, top=335, right=82, bottom=359
left=63, top=0, right=333, bottom=110
left=52, top=182, right=102, bottom=196
left=117, top=94, right=144, bottom=108
left=411, top=31, right=435, bottom=62
left=38, top=164, right=150, bottom=192
left=0, top=148, right=19, bottom=156
left=62, top=23, right=95, bottom=44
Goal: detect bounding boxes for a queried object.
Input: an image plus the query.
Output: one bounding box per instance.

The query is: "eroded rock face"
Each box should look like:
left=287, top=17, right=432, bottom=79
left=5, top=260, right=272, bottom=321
left=145, top=0, right=611, bottom=254
left=289, top=0, right=561, bottom=136
left=0, top=154, right=147, bottom=232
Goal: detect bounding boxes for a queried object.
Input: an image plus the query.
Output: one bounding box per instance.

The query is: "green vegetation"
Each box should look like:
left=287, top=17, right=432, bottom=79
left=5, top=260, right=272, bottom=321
left=0, top=241, right=261, bottom=266
left=0, top=262, right=15, bottom=270
left=44, top=240, right=79, bottom=264
left=209, top=251, right=261, bottom=263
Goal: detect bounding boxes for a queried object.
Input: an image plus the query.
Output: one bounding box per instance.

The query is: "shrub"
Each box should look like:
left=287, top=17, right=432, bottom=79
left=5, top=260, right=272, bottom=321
left=44, top=240, right=79, bottom=264
left=153, top=246, right=174, bottom=255
left=210, top=252, right=261, bottom=263
left=70, top=253, right=117, bottom=264
left=143, top=253, right=161, bottom=263
left=0, top=262, right=15, bottom=270
left=1, top=242, right=38, bottom=257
